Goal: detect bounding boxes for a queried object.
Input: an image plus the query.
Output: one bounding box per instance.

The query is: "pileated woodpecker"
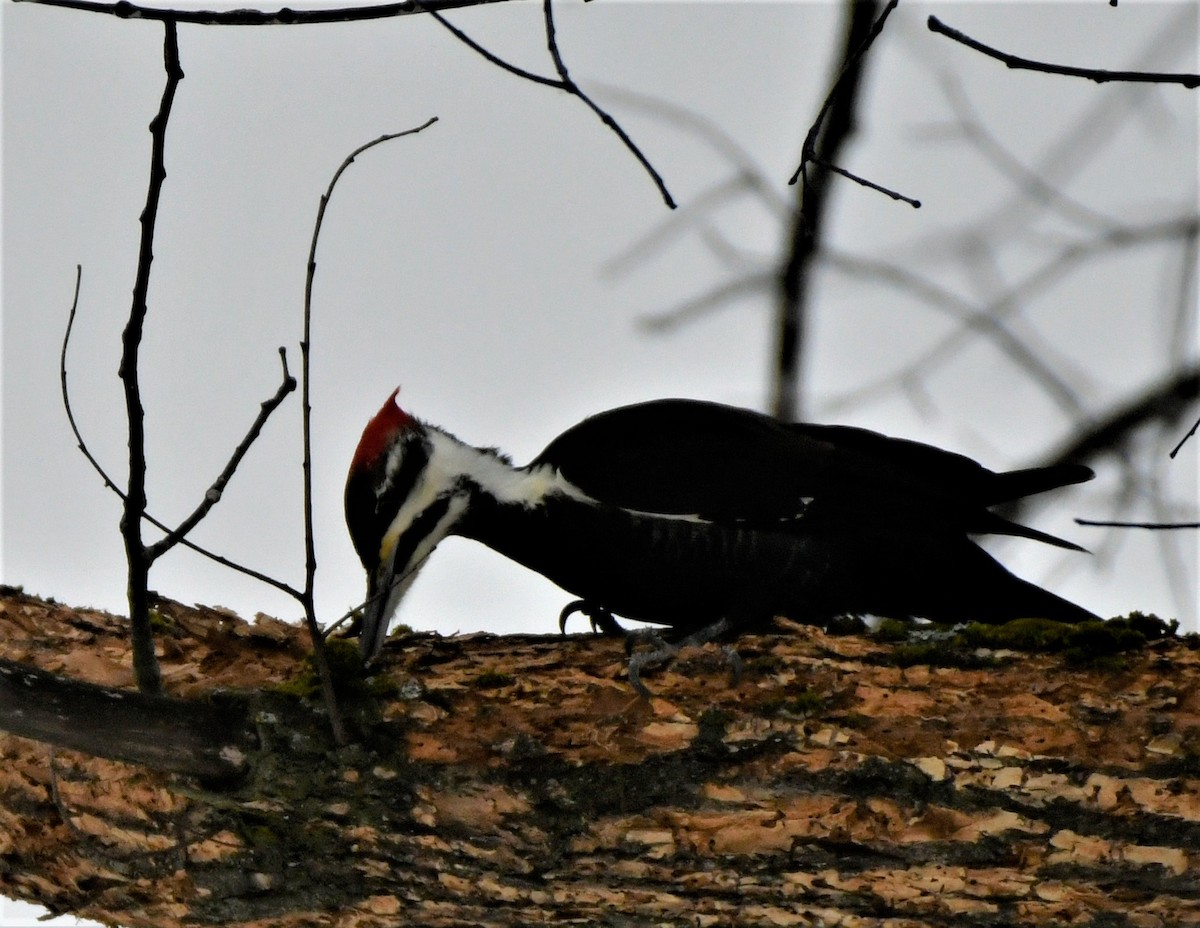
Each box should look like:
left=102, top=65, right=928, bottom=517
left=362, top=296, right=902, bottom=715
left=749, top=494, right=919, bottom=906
left=345, top=390, right=1098, bottom=684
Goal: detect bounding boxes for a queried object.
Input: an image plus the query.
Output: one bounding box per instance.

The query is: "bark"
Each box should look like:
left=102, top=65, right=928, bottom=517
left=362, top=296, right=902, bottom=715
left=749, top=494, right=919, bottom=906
left=0, top=586, right=1197, bottom=927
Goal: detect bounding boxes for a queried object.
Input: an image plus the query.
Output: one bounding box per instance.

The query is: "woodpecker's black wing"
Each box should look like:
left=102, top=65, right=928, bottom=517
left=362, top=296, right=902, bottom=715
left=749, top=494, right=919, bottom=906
left=530, top=400, right=827, bottom=524
left=530, top=399, right=1091, bottom=548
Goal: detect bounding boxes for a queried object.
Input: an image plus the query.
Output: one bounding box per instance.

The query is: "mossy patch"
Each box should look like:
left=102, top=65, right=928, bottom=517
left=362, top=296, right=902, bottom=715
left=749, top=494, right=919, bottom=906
left=882, top=614, right=1175, bottom=670
left=272, top=638, right=398, bottom=701
left=473, top=669, right=516, bottom=690
left=960, top=616, right=1153, bottom=667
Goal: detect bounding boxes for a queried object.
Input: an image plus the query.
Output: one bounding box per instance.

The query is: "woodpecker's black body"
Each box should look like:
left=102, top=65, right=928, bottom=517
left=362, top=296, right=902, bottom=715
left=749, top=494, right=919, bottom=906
left=345, top=393, right=1098, bottom=670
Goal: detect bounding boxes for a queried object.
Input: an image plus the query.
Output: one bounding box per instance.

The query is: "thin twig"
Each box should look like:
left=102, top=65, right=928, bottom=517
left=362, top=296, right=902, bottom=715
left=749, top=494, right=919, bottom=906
left=813, top=156, right=921, bottom=208
left=13, top=0, right=517, bottom=25
left=776, top=0, right=898, bottom=420
left=1076, top=519, right=1199, bottom=530
left=928, top=16, right=1200, bottom=88
left=1170, top=416, right=1199, bottom=459
left=302, top=117, right=439, bottom=745
left=541, top=0, right=675, bottom=209
left=145, top=348, right=297, bottom=561
left=61, top=266, right=125, bottom=499
left=787, top=0, right=904, bottom=187
left=60, top=268, right=306, bottom=599
left=638, top=272, right=775, bottom=333
left=427, top=9, right=559, bottom=87
left=430, top=0, right=675, bottom=208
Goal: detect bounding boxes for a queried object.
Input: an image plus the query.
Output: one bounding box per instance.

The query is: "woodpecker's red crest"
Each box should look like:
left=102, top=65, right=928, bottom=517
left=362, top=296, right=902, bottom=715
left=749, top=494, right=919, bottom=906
left=351, top=387, right=417, bottom=472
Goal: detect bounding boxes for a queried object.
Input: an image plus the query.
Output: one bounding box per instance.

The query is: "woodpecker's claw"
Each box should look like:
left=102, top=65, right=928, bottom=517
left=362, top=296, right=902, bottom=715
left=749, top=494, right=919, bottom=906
left=625, top=617, right=740, bottom=697
left=558, top=600, right=626, bottom=636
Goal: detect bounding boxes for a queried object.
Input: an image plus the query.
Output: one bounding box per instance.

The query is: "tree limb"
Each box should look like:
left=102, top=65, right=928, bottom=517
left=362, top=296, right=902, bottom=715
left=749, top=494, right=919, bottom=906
left=928, top=15, right=1200, bottom=88
left=13, top=0, right=518, bottom=25
left=1, top=589, right=1197, bottom=927
left=0, top=658, right=252, bottom=780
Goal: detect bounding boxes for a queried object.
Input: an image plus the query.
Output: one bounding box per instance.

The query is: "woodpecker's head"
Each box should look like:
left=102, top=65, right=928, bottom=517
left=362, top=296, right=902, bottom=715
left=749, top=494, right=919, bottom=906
left=345, top=388, right=472, bottom=661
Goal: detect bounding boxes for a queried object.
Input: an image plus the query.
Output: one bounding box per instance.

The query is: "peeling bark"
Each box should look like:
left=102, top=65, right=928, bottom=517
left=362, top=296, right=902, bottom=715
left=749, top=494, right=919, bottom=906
left=1, top=587, right=1197, bottom=927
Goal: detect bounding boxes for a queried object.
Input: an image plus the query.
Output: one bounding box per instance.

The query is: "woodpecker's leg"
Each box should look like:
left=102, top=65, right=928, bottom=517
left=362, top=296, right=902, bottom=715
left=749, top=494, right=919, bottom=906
left=558, top=600, right=625, bottom=636
left=626, top=617, right=738, bottom=697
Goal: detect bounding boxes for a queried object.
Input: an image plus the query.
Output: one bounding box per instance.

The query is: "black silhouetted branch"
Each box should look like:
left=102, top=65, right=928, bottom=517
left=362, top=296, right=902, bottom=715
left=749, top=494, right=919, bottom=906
left=61, top=273, right=304, bottom=600
left=927, top=16, right=1200, bottom=88
left=14, top=0, right=516, bottom=26
left=68, top=23, right=299, bottom=699
left=775, top=0, right=903, bottom=421
left=146, top=349, right=296, bottom=562
left=1171, top=416, right=1199, bottom=458
left=786, top=0, right=907, bottom=189
left=299, top=118, right=439, bottom=745
left=429, top=0, right=675, bottom=209
left=1046, top=365, right=1199, bottom=468
left=1076, top=519, right=1199, bottom=530
left=119, top=20, right=184, bottom=696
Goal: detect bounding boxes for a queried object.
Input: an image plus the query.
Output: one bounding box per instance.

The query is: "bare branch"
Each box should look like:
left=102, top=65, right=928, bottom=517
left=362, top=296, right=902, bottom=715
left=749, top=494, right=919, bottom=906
left=301, top=117, right=438, bottom=745
left=13, top=0, right=518, bottom=26
left=0, top=657, right=252, bottom=780
left=638, top=272, right=774, bottom=333
left=787, top=0, right=905, bottom=188
left=117, top=20, right=185, bottom=696
left=813, top=156, right=921, bottom=208
left=1047, top=365, right=1199, bottom=466
left=775, top=0, right=901, bottom=421
left=928, top=15, right=1200, bottom=88
left=145, top=348, right=297, bottom=562
left=822, top=217, right=1199, bottom=417
left=428, top=9, right=559, bottom=87
left=62, top=273, right=306, bottom=597
left=431, top=1, right=676, bottom=208
left=60, top=266, right=124, bottom=498
left=1076, top=519, right=1199, bottom=530
left=1171, top=416, right=1200, bottom=459
left=60, top=273, right=304, bottom=598
left=541, top=0, right=675, bottom=209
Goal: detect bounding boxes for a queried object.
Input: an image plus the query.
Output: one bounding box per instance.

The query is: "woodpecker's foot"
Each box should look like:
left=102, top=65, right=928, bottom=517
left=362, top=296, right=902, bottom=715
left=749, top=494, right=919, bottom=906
left=626, top=618, right=738, bottom=697
left=559, top=600, right=625, bottom=636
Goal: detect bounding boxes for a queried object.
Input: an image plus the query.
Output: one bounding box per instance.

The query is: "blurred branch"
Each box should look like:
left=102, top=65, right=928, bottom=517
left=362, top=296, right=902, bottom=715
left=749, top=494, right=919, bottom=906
left=933, top=74, right=1121, bottom=233
left=824, top=250, right=1090, bottom=420
left=1046, top=365, right=1200, bottom=468
left=928, top=15, right=1200, bottom=88
left=430, top=0, right=676, bottom=208
left=638, top=272, right=775, bottom=333
left=823, top=217, right=1199, bottom=418
left=14, top=0, right=517, bottom=25
left=774, top=0, right=900, bottom=421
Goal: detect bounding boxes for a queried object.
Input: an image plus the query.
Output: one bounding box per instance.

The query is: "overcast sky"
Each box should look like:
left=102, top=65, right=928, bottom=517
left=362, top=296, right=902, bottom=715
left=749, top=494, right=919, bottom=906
left=2, top=1, right=1198, bottom=919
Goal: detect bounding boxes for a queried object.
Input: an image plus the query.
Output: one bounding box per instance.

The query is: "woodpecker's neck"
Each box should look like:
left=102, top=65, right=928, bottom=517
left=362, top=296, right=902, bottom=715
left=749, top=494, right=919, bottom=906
left=423, top=428, right=570, bottom=511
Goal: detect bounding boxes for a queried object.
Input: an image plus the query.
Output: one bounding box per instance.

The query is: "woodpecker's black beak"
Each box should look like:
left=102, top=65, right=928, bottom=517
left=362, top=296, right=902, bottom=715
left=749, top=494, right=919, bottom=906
left=359, top=562, right=396, bottom=662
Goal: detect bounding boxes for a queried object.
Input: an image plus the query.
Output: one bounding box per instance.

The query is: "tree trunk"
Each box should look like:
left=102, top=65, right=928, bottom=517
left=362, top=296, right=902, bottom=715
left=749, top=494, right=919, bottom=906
left=0, top=586, right=1197, bottom=927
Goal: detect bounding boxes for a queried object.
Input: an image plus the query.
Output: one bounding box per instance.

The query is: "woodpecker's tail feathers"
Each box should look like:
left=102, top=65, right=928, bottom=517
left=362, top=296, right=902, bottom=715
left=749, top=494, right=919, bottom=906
left=986, top=463, right=1094, bottom=505
left=977, top=512, right=1089, bottom=552
left=970, top=572, right=1101, bottom=625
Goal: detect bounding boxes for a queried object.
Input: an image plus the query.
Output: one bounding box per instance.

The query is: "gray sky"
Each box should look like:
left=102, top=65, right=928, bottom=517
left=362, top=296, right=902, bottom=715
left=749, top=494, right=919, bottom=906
left=1, top=1, right=1198, bottom=919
